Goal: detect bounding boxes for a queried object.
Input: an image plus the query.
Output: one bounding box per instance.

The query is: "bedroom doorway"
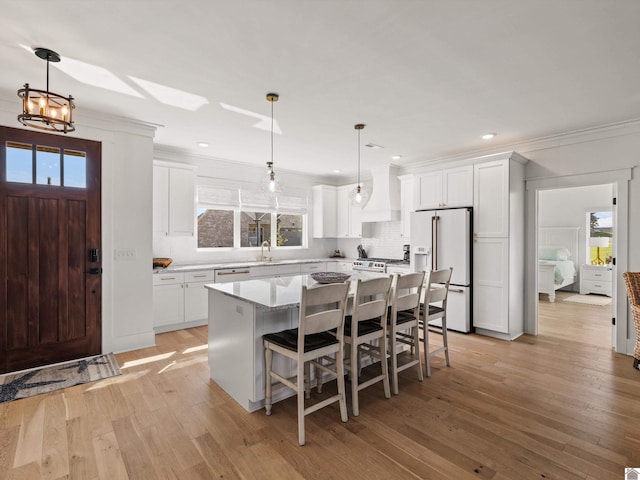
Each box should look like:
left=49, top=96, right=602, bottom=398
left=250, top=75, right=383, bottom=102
left=536, top=184, right=616, bottom=347
left=526, top=167, right=631, bottom=356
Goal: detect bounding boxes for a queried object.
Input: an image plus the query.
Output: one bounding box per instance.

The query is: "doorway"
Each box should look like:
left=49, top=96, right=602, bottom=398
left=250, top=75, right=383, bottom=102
left=525, top=168, right=631, bottom=355
left=0, top=126, right=102, bottom=373
left=536, top=184, right=615, bottom=345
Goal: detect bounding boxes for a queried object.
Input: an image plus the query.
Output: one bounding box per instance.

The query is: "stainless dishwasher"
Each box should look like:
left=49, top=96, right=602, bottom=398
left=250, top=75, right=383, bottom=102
left=214, top=267, right=252, bottom=283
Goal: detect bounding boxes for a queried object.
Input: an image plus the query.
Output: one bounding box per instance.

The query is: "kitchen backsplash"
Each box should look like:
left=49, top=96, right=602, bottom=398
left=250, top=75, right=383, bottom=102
left=337, top=220, right=406, bottom=259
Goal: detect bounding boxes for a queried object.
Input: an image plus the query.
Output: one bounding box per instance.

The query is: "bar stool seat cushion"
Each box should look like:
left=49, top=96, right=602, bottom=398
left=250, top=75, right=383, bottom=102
left=387, top=308, right=416, bottom=325
left=343, top=316, right=383, bottom=336
left=264, top=328, right=338, bottom=353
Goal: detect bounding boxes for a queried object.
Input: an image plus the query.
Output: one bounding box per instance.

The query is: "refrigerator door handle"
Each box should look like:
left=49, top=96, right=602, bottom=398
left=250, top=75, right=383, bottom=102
left=448, top=288, right=464, bottom=293
left=431, top=215, right=439, bottom=270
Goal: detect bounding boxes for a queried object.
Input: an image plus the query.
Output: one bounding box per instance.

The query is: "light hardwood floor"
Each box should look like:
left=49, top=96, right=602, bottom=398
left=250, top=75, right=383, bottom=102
left=1, top=296, right=639, bottom=479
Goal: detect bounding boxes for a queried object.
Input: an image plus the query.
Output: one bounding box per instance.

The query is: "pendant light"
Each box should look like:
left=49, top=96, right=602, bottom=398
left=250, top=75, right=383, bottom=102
left=260, top=93, right=282, bottom=197
left=349, top=123, right=369, bottom=205
left=17, top=47, right=75, bottom=133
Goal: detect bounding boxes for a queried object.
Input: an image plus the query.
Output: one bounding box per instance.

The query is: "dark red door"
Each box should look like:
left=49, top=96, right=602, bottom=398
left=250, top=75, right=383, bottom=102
left=0, top=126, right=101, bottom=373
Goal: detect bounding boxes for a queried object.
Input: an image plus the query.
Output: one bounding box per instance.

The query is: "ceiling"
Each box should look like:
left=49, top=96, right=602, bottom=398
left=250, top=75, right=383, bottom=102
left=1, top=1, right=639, bottom=178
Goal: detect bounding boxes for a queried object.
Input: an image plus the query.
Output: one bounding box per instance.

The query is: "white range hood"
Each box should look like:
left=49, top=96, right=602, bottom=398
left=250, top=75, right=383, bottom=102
left=360, top=164, right=401, bottom=222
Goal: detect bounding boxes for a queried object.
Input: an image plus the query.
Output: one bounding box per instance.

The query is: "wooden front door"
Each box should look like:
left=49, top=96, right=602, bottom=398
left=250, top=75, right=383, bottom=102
left=0, top=126, right=102, bottom=374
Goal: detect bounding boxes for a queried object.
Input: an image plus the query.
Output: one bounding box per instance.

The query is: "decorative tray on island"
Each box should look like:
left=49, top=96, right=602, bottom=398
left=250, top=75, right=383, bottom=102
left=310, top=272, right=351, bottom=284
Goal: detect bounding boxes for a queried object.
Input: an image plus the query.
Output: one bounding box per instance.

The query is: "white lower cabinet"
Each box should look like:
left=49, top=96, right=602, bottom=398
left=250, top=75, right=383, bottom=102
left=153, top=274, right=185, bottom=327
left=300, top=262, right=326, bottom=273
left=153, top=270, right=215, bottom=329
left=326, top=261, right=352, bottom=272
left=473, top=238, right=510, bottom=334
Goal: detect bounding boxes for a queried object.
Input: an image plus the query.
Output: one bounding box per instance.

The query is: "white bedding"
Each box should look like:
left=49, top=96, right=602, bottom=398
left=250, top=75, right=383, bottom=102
left=539, top=260, right=576, bottom=285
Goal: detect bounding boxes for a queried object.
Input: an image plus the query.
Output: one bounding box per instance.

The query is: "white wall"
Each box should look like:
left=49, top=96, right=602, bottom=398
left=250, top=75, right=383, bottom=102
left=0, top=97, right=156, bottom=355
left=337, top=220, right=406, bottom=260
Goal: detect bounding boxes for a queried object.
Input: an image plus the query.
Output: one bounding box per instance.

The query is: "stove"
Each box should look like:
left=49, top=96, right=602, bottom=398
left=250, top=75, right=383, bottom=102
left=352, top=258, right=409, bottom=272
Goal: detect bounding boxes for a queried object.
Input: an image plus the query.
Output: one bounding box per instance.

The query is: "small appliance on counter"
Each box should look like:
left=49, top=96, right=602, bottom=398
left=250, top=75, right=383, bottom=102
left=329, top=249, right=345, bottom=258
left=357, top=244, right=368, bottom=259
left=403, top=244, right=410, bottom=262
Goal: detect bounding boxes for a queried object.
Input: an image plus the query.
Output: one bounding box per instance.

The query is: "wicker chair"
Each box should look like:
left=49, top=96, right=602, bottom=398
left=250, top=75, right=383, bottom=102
left=622, top=272, right=640, bottom=369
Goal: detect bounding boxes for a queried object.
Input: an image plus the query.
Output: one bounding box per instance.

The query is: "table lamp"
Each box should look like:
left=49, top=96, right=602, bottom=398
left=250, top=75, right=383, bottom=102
left=589, top=237, right=609, bottom=265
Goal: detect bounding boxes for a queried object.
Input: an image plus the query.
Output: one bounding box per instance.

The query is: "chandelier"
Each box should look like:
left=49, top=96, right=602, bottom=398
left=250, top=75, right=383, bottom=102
left=17, top=47, right=75, bottom=133
left=260, top=93, right=282, bottom=197
left=349, top=123, right=369, bottom=205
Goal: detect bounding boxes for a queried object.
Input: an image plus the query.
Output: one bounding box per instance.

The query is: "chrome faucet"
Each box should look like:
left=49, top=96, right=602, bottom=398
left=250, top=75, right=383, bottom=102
left=260, top=240, right=271, bottom=262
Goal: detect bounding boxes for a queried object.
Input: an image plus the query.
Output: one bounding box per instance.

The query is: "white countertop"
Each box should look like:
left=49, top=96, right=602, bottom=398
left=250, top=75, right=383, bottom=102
left=206, top=271, right=390, bottom=309
left=154, top=257, right=354, bottom=274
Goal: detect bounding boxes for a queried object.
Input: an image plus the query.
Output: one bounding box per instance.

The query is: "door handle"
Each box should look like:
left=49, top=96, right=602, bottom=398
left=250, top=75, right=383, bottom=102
left=86, top=267, right=102, bottom=275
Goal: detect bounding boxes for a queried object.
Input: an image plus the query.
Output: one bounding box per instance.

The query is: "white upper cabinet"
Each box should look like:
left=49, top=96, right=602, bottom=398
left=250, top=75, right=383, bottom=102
left=153, top=166, right=169, bottom=236
left=336, top=184, right=362, bottom=238
left=312, top=185, right=337, bottom=238
left=473, top=160, right=509, bottom=238
left=415, top=165, right=473, bottom=210
left=153, top=162, right=195, bottom=236
left=312, top=184, right=361, bottom=238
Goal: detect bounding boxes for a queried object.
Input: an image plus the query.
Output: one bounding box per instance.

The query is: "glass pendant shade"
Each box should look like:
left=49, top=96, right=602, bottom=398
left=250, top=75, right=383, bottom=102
left=260, top=161, right=283, bottom=196
left=349, top=184, right=369, bottom=205
left=350, top=123, right=368, bottom=206
left=261, top=93, right=282, bottom=197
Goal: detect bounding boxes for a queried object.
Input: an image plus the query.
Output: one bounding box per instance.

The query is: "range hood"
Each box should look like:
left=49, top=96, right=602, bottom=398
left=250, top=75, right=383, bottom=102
left=360, top=164, right=401, bottom=222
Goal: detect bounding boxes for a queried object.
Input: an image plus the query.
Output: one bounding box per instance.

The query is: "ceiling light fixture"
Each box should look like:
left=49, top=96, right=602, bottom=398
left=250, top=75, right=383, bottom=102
left=260, top=93, right=282, bottom=197
left=197, top=142, right=209, bottom=147
left=17, top=47, right=75, bottom=133
left=391, top=155, right=402, bottom=160
left=482, top=133, right=496, bottom=140
left=349, top=124, right=369, bottom=206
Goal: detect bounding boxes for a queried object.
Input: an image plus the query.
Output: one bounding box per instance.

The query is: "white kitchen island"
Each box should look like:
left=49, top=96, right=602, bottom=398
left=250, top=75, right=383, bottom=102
left=206, top=272, right=385, bottom=412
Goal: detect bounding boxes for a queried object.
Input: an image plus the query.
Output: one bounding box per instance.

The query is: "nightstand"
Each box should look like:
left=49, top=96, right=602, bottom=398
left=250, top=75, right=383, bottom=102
left=579, top=264, right=613, bottom=297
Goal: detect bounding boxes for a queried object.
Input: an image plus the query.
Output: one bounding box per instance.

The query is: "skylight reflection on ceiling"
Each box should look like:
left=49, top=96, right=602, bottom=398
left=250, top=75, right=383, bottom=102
left=220, top=102, right=282, bottom=134
left=19, top=44, right=143, bottom=98
left=129, top=76, right=209, bottom=110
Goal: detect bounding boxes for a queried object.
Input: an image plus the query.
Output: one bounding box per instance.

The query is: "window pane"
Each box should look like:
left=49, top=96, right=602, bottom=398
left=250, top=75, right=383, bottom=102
left=198, top=208, right=234, bottom=248
left=36, top=145, right=61, bottom=186
left=588, top=211, right=612, bottom=265
left=241, top=211, right=271, bottom=247
left=6, top=141, right=33, bottom=183
left=277, top=214, right=303, bottom=247
left=64, top=149, right=87, bottom=188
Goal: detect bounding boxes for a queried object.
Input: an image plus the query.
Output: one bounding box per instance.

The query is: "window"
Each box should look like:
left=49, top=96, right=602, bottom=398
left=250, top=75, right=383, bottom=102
left=241, top=211, right=272, bottom=247
left=587, top=210, right=612, bottom=265
left=195, top=182, right=308, bottom=250
left=277, top=213, right=303, bottom=247
left=5, top=141, right=87, bottom=188
left=197, top=208, right=234, bottom=248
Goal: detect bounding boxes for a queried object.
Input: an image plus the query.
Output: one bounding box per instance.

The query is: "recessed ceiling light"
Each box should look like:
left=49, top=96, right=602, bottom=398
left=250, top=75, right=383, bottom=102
left=482, top=133, right=496, bottom=140
left=332, top=169, right=341, bottom=173
left=197, top=142, right=209, bottom=148
left=391, top=155, right=402, bottom=160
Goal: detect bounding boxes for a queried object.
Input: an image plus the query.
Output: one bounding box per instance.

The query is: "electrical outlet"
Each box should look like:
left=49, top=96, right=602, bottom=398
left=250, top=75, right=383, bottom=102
left=115, top=248, right=136, bottom=261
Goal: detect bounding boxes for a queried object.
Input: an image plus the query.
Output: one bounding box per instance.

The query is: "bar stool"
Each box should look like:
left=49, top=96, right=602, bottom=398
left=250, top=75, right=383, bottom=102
left=420, top=267, right=453, bottom=377
left=343, top=275, right=393, bottom=416
left=263, top=281, right=350, bottom=446
left=387, top=271, right=425, bottom=395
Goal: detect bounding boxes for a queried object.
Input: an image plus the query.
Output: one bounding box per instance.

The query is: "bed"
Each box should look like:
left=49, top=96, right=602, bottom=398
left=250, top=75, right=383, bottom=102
left=538, top=227, right=579, bottom=302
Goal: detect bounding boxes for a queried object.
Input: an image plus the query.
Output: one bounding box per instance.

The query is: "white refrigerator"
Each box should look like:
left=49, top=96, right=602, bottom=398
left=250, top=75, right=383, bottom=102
left=410, top=207, right=472, bottom=333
